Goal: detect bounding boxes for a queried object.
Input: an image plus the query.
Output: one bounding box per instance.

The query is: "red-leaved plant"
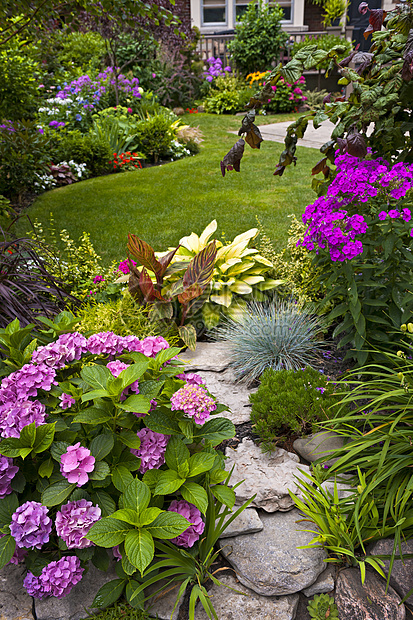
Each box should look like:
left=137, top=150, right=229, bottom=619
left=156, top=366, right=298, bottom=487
left=127, top=235, right=217, bottom=349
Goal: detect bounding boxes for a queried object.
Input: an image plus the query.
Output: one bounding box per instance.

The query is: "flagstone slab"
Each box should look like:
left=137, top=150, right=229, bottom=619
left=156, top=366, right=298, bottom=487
left=179, top=342, right=231, bottom=372
left=220, top=510, right=328, bottom=596
left=196, top=370, right=256, bottom=424
left=219, top=507, right=264, bottom=539
left=225, top=439, right=310, bottom=512
left=195, top=573, right=299, bottom=620
left=0, top=563, right=34, bottom=620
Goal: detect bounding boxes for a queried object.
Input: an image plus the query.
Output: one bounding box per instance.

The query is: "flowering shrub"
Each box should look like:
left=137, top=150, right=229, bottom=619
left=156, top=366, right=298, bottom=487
left=0, top=319, right=237, bottom=612
left=301, top=151, right=413, bottom=364
left=203, top=57, right=231, bottom=83
left=246, top=71, right=307, bottom=113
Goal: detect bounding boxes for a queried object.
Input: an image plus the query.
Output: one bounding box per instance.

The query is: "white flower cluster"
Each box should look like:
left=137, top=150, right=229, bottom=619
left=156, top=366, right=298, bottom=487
left=33, top=173, right=56, bottom=192
left=169, top=140, right=191, bottom=161
left=65, top=160, right=88, bottom=179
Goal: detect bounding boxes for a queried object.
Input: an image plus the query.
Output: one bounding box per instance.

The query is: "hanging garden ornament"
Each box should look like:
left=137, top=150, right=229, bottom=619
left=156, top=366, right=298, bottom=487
left=220, top=139, right=245, bottom=177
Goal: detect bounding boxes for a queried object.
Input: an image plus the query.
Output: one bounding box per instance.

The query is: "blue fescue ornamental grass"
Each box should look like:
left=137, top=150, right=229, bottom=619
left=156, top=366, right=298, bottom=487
left=214, top=299, right=325, bottom=384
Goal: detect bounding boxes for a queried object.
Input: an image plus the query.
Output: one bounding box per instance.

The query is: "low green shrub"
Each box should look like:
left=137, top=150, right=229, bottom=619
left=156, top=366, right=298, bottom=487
left=0, top=121, right=51, bottom=200
left=53, top=130, right=112, bottom=176
left=134, top=115, right=178, bottom=163
left=0, top=39, right=39, bottom=121
left=203, top=75, right=252, bottom=115
left=250, top=367, right=340, bottom=449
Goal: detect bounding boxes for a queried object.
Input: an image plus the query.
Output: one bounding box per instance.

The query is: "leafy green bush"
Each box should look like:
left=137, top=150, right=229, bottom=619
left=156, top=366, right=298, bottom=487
left=203, top=76, right=252, bottom=114
left=0, top=39, right=39, bottom=120
left=54, top=130, right=112, bottom=176
left=227, top=0, right=288, bottom=75
left=0, top=121, right=51, bottom=200
left=291, top=35, right=352, bottom=70
left=250, top=367, right=340, bottom=449
left=56, top=31, right=106, bottom=78
left=134, top=115, right=178, bottom=163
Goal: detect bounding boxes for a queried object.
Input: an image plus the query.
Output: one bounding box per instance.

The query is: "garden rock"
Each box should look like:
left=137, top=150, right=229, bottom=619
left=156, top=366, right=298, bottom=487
left=196, top=369, right=256, bottom=424
left=321, top=474, right=355, bottom=500
left=195, top=572, right=299, bottom=620
left=335, top=568, right=406, bottom=620
left=225, top=439, right=310, bottom=512
left=302, top=565, right=335, bottom=597
left=34, top=563, right=118, bottom=620
left=0, top=563, right=34, bottom=620
left=219, top=509, right=328, bottom=596
left=293, top=431, right=345, bottom=465
left=144, top=579, right=184, bottom=620
left=179, top=342, right=230, bottom=373
left=369, top=538, right=413, bottom=605
left=172, top=107, right=185, bottom=115
left=219, top=507, right=264, bottom=539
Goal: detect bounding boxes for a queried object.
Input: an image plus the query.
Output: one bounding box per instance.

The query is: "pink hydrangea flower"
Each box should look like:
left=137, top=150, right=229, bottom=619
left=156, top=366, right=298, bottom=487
left=0, top=456, right=19, bottom=498
left=24, top=556, right=84, bottom=599
left=87, top=332, right=125, bottom=356
left=168, top=500, right=205, bottom=547
left=0, top=399, right=47, bottom=439
left=176, top=373, right=205, bottom=386
left=60, top=443, right=95, bottom=487
left=32, top=333, right=87, bottom=368
left=170, top=384, right=216, bottom=425
left=10, top=501, right=52, bottom=549
left=131, top=428, right=170, bottom=473
left=56, top=500, right=101, bottom=548
left=60, top=393, right=75, bottom=409
left=140, top=336, right=169, bottom=357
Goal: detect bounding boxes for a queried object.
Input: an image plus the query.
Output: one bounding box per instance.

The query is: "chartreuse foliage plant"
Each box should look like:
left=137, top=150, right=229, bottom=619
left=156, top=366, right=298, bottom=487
left=290, top=351, right=413, bottom=594
left=250, top=367, right=341, bottom=450
left=0, top=314, right=243, bottom=618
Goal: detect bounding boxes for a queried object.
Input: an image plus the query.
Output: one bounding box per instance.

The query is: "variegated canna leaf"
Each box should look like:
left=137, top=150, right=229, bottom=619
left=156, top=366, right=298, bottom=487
left=178, top=283, right=205, bottom=306
left=178, top=324, right=197, bottom=351
left=182, top=241, right=217, bottom=292
left=127, top=235, right=162, bottom=277
left=139, top=268, right=165, bottom=303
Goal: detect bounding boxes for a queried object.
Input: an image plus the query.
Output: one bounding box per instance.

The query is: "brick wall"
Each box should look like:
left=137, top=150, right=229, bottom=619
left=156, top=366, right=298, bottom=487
left=174, top=0, right=192, bottom=28
left=304, top=0, right=324, bottom=31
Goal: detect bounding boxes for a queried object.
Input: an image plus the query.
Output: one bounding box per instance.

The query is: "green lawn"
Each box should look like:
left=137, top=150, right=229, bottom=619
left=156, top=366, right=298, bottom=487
left=24, top=113, right=320, bottom=265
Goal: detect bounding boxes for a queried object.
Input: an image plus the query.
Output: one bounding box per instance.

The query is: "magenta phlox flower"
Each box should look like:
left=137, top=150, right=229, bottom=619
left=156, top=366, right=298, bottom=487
left=140, top=336, right=169, bottom=357
left=10, top=501, right=52, bottom=549
left=388, top=209, right=400, bottom=219
left=117, top=259, right=137, bottom=274
left=131, top=428, right=170, bottom=473
left=403, top=208, right=412, bottom=222
left=168, top=500, right=205, bottom=547
left=60, top=442, right=95, bottom=486
left=93, top=275, right=104, bottom=284
left=60, top=393, right=76, bottom=409
left=170, top=384, right=216, bottom=425
left=378, top=211, right=387, bottom=220
left=0, top=456, right=18, bottom=498
left=0, top=399, right=47, bottom=439
left=56, top=500, right=101, bottom=548
left=24, top=556, right=84, bottom=599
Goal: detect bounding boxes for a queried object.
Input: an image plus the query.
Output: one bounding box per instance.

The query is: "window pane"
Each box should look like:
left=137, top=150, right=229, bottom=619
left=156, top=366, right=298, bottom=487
left=203, top=6, right=226, bottom=21
left=235, top=4, right=249, bottom=19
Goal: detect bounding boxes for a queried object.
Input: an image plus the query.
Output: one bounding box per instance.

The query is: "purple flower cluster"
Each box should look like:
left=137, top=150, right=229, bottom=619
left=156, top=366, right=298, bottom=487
left=0, top=456, right=19, bottom=498
left=0, top=121, right=15, bottom=133
left=49, top=120, right=66, bottom=128
left=56, top=68, right=141, bottom=107
left=60, top=393, right=76, bottom=409
left=176, top=372, right=205, bottom=386
left=24, top=556, right=84, bottom=599
left=300, top=152, right=413, bottom=261
left=32, top=332, right=88, bottom=369
left=0, top=399, right=47, bottom=439
left=168, top=500, right=205, bottom=547
left=60, top=443, right=95, bottom=486
left=10, top=501, right=52, bottom=549
left=131, top=428, right=170, bottom=473
left=56, top=500, right=101, bottom=548
left=170, top=384, right=216, bottom=425
left=203, top=57, right=231, bottom=82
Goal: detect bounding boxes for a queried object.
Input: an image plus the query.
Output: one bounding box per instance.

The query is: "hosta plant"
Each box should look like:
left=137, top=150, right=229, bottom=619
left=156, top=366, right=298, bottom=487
left=160, top=220, right=281, bottom=330
left=0, top=315, right=239, bottom=617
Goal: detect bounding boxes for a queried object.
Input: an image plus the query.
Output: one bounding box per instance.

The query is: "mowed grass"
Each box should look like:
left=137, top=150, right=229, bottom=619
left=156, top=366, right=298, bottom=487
left=24, top=113, right=320, bottom=265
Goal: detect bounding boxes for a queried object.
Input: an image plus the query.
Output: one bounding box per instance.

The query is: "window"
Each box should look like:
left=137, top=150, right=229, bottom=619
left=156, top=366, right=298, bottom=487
left=202, top=0, right=227, bottom=24
left=234, top=0, right=293, bottom=23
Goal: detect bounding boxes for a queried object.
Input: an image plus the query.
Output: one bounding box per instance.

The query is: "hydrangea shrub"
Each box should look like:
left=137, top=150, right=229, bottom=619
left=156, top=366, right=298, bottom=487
left=300, top=151, right=413, bottom=364
left=0, top=320, right=235, bottom=608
